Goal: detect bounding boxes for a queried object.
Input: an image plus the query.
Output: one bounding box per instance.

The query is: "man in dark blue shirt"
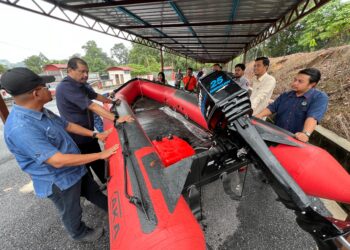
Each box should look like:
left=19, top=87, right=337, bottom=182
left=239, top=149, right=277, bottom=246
left=255, top=68, right=328, bottom=142
left=1, top=67, right=118, bottom=242
left=56, top=57, right=133, bottom=184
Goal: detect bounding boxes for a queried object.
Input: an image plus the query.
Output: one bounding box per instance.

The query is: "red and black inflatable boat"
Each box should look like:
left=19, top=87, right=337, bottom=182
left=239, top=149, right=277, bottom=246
left=104, top=71, right=350, bottom=250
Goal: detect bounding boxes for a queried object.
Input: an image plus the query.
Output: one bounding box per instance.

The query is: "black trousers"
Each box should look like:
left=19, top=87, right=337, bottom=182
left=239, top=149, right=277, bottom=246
left=78, top=139, right=106, bottom=184
left=48, top=174, right=107, bottom=239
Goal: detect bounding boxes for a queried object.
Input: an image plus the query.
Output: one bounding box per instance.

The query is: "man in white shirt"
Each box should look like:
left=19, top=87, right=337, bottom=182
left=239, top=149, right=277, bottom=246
left=233, top=63, right=250, bottom=90
left=250, top=57, right=276, bottom=115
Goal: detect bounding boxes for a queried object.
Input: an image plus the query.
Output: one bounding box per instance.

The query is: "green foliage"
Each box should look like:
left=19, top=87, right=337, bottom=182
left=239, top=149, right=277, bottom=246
left=228, top=0, right=350, bottom=65
left=47, top=59, right=68, bottom=64
left=127, top=64, right=151, bottom=77
left=264, top=23, right=305, bottom=57
left=163, top=53, right=200, bottom=71
left=82, top=40, right=115, bottom=74
left=111, top=43, right=129, bottom=65
left=128, top=43, right=201, bottom=74
left=128, top=44, right=160, bottom=72
left=0, top=64, right=8, bottom=73
left=298, top=0, right=350, bottom=50
left=24, top=53, right=48, bottom=73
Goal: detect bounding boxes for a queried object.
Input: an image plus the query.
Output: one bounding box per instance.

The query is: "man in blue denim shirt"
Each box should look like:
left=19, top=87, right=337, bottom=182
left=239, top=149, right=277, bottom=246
left=256, top=68, right=328, bottom=142
left=0, top=68, right=118, bottom=242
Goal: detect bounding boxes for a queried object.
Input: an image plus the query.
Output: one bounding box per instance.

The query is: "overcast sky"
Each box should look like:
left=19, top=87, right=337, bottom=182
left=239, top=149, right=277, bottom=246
left=0, top=3, right=131, bottom=63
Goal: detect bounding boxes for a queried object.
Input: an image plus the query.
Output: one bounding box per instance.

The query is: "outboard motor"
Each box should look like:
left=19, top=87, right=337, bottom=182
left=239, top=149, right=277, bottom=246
left=198, top=71, right=251, bottom=130
left=198, top=71, right=350, bottom=250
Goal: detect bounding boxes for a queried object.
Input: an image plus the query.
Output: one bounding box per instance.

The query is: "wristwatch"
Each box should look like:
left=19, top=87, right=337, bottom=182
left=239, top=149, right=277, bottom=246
left=303, top=131, right=311, bottom=137
left=92, top=132, right=98, bottom=138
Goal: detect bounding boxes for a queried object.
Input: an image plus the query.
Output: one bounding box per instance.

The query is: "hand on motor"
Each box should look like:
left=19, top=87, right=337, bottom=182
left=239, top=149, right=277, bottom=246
left=109, top=92, right=115, bottom=99
left=96, top=128, right=113, bottom=142
left=117, top=115, right=134, bottom=123
left=295, top=132, right=309, bottom=143
left=100, top=144, right=119, bottom=159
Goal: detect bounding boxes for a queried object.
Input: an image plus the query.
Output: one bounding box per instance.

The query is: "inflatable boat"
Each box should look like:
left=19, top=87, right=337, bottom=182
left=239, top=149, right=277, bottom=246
left=104, top=71, right=350, bottom=250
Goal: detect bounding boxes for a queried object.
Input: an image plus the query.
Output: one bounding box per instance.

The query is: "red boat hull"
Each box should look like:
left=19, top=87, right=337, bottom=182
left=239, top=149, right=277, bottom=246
left=105, top=79, right=350, bottom=249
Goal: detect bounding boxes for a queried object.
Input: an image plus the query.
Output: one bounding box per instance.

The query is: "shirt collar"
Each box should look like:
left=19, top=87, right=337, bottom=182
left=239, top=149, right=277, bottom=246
left=12, top=104, right=44, bottom=120
left=256, top=72, right=268, bottom=82
left=288, top=88, right=315, bottom=99
left=65, top=76, right=85, bottom=88
left=303, top=88, right=316, bottom=99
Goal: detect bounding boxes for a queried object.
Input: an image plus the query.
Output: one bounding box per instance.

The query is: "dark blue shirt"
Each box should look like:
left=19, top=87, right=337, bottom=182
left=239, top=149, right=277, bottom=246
left=267, top=88, right=328, bottom=133
left=56, top=76, right=98, bottom=144
left=4, top=105, right=87, bottom=198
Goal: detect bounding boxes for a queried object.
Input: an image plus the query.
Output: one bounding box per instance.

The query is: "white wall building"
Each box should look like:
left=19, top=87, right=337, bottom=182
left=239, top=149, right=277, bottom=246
left=107, top=66, right=132, bottom=86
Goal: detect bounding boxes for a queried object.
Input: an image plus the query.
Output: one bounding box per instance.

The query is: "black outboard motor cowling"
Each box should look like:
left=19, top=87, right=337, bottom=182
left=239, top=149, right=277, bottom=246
left=198, top=71, right=252, bottom=130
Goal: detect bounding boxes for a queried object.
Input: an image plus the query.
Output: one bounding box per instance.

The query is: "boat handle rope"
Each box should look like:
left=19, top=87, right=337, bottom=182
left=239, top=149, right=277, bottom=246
left=119, top=122, right=150, bottom=221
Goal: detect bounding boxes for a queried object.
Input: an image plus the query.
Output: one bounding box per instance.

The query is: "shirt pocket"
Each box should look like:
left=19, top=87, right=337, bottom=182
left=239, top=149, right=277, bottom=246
left=46, top=127, right=62, bottom=146
left=295, top=106, right=308, bottom=119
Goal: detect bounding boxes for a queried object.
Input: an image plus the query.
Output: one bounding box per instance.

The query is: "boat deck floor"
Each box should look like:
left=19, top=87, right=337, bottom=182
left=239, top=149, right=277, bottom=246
left=132, top=97, right=212, bottom=150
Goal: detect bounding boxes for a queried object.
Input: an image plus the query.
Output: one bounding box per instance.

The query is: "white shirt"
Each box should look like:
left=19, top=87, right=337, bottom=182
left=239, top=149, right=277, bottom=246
left=233, top=76, right=250, bottom=90
left=250, top=72, right=276, bottom=115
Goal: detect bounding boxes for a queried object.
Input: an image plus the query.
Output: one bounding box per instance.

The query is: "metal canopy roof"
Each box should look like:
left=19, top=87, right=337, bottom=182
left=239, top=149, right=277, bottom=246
left=1, top=0, right=330, bottom=63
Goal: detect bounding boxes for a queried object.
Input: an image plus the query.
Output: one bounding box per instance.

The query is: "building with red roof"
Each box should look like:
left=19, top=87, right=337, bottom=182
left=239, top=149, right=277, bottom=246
left=106, top=66, right=132, bottom=85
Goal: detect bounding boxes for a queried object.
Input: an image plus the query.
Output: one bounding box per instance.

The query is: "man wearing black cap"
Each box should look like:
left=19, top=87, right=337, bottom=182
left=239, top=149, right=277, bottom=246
left=56, top=57, right=133, bottom=185
left=1, top=67, right=118, bottom=242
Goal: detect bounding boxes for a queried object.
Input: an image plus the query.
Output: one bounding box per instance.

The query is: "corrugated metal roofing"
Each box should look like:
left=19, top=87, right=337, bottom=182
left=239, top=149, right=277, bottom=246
left=1, top=0, right=331, bottom=64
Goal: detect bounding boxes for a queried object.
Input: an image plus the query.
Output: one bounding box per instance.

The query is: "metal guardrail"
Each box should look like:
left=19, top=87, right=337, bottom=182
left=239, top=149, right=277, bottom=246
left=310, top=126, right=350, bottom=215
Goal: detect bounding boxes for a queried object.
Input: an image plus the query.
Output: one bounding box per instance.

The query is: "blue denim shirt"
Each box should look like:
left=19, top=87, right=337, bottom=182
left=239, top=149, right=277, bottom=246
left=56, top=76, right=98, bottom=144
left=267, top=88, right=328, bottom=133
left=4, top=105, right=87, bottom=198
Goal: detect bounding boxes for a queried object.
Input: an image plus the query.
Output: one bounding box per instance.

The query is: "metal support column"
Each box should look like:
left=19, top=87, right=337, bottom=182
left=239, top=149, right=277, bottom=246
left=185, top=56, right=188, bottom=69
left=160, top=46, right=164, bottom=72
left=230, top=60, right=234, bottom=72
left=0, top=94, right=9, bottom=123
left=243, top=44, right=248, bottom=64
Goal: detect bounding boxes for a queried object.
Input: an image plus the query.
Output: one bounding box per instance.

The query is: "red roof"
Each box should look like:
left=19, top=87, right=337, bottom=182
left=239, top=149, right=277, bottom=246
left=43, top=64, right=67, bottom=71
left=163, top=66, right=173, bottom=70
left=106, top=66, right=132, bottom=71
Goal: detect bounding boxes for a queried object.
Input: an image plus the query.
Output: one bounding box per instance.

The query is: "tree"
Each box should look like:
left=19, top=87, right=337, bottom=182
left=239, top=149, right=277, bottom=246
left=298, top=0, right=350, bottom=50
left=127, top=64, right=151, bottom=77
left=24, top=53, right=48, bottom=73
left=264, top=23, right=305, bottom=57
left=128, top=43, right=159, bottom=71
left=47, top=59, right=68, bottom=64
left=82, top=40, right=114, bottom=74
left=111, top=43, right=129, bottom=65
left=0, top=64, right=8, bottom=74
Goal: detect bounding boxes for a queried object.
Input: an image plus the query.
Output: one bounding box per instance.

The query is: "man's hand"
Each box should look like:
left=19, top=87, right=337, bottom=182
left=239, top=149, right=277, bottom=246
left=117, top=115, right=134, bottom=123
left=100, top=144, right=119, bottom=160
left=254, top=108, right=272, bottom=119
left=295, top=132, right=309, bottom=142
left=96, top=128, right=113, bottom=142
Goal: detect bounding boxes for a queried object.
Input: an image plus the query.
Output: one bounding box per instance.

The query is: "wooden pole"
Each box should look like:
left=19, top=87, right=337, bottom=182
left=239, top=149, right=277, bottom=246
left=0, top=94, right=9, bottom=123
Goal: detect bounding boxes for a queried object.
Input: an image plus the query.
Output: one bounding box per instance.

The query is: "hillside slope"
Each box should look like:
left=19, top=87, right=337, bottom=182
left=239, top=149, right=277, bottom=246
left=244, top=45, right=350, bottom=140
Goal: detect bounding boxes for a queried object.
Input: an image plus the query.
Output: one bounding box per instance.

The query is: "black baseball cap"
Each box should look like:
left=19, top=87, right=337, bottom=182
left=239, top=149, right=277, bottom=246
left=0, top=67, right=55, bottom=96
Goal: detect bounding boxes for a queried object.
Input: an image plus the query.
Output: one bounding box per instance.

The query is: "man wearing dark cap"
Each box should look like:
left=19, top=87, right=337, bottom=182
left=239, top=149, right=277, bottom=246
left=56, top=57, right=133, bottom=185
left=1, top=67, right=119, bottom=242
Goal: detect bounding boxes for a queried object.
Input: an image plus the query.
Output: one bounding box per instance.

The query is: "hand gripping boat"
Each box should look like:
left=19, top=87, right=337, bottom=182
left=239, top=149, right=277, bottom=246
left=104, top=72, right=350, bottom=250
